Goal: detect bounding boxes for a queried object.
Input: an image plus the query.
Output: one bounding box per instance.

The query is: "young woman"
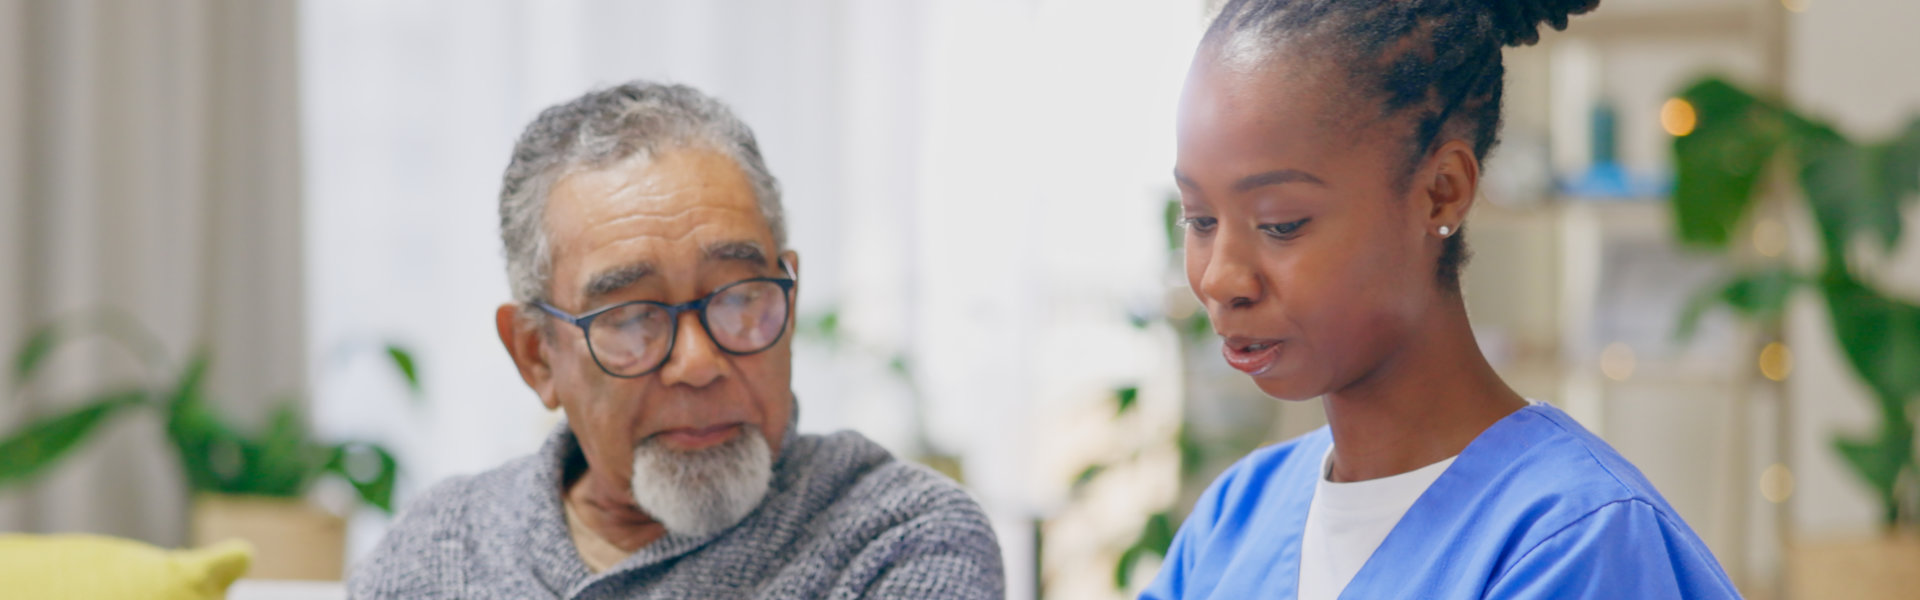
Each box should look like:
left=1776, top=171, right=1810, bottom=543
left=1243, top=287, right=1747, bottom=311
left=1143, top=1, right=1740, bottom=598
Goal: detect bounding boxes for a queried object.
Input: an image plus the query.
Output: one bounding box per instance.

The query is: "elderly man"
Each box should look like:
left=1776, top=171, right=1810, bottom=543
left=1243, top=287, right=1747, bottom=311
left=349, top=82, right=1004, bottom=598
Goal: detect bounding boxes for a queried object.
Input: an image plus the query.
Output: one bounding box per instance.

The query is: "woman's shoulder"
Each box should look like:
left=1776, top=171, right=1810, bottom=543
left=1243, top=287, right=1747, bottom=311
left=1458, top=404, right=1696, bottom=543
left=1187, top=427, right=1332, bottom=520
left=1459, top=405, right=1738, bottom=595
left=1233, top=427, right=1333, bottom=478
left=1490, top=405, right=1670, bottom=502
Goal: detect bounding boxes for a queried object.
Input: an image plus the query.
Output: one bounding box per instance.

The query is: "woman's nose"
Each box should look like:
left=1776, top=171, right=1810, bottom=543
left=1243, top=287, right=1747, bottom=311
left=1195, top=229, right=1262, bottom=311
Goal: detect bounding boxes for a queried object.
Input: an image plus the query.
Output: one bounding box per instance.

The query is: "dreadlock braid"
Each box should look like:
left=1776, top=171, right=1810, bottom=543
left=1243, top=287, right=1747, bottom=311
left=1201, top=0, right=1597, bottom=291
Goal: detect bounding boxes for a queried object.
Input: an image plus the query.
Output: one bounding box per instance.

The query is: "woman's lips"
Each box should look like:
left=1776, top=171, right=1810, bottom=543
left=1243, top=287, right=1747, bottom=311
left=653, top=423, right=742, bottom=450
left=1221, top=337, right=1282, bottom=375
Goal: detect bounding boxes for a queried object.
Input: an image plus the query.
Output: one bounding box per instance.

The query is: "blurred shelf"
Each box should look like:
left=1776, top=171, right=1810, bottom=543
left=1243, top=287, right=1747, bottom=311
left=1558, top=0, right=1767, bottom=41
left=1467, top=196, right=1752, bottom=439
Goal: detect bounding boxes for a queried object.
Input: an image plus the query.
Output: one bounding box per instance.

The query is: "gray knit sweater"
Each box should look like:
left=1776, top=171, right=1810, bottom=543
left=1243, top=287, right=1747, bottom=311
left=348, top=424, right=1004, bottom=599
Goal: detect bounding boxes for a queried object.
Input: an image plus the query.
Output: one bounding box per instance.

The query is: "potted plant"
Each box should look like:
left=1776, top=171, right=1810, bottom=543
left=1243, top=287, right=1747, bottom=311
left=1669, top=76, right=1920, bottom=597
left=1049, top=196, right=1273, bottom=595
left=0, top=312, right=416, bottom=580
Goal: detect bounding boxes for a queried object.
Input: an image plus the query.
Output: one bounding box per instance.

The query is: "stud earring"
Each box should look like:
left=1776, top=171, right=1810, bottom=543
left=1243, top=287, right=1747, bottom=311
left=1438, top=225, right=1452, bottom=236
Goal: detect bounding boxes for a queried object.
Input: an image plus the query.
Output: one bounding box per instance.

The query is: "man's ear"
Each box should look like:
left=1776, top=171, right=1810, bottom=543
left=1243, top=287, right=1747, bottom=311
left=779, top=250, right=800, bottom=282
left=496, top=303, right=562, bottom=411
left=780, top=249, right=800, bottom=309
left=1420, top=139, right=1480, bottom=235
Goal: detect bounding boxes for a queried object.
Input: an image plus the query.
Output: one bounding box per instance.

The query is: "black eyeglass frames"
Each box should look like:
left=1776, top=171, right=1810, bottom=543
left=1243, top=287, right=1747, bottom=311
left=536, top=272, right=796, bottom=378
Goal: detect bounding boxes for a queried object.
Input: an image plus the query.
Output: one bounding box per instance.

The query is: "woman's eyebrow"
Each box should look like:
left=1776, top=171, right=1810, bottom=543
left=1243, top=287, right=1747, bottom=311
left=1171, top=168, right=1327, bottom=193
left=1232, top=169, right=1325, bottom=192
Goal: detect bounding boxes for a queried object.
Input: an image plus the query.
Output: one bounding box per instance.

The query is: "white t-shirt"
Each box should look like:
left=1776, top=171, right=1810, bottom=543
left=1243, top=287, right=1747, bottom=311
left=1296, top=446, right=1457, bottom=600
left=1299, top=401, right=1541, bottom=598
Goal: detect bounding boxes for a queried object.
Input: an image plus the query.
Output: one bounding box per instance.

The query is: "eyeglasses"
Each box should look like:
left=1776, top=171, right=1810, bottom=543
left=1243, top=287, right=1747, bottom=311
left=536, top=270, right=796, bottom=378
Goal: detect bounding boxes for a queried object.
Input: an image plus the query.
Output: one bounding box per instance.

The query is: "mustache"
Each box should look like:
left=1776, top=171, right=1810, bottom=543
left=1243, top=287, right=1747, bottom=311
left=635, top=422, right=762, bottom=452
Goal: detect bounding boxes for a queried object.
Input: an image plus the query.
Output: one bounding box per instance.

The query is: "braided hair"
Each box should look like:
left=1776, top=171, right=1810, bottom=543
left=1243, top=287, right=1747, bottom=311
left=1202, top=0, right=1597, bottom=290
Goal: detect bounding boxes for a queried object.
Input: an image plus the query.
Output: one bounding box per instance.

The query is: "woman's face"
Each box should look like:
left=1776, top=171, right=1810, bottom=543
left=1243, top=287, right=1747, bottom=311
left=1174, top=51, right=1444, bottom=401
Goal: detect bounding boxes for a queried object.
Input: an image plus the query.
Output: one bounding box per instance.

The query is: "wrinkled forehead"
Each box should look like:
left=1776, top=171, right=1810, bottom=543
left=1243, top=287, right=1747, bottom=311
left=542, top=148, right=777, bottom=303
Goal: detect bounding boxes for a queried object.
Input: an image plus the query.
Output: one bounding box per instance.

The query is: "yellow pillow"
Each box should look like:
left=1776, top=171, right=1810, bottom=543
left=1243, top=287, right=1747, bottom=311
left=0, top=534, right=252, bottom=600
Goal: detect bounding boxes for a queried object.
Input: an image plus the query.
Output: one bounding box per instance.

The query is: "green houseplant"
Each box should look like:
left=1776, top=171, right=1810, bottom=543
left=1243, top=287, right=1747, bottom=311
left=791, top=310, right=965, bottom=482
left=1669, top=76, right=1920, bottom=529
left=1061, top=196, right=1271, bottom=592
left=0, top=312, right=415, bottom=515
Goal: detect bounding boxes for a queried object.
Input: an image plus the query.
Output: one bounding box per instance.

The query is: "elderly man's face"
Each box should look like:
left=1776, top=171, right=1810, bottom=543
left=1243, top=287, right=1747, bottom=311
left=506, top=147, right=796, bottom=524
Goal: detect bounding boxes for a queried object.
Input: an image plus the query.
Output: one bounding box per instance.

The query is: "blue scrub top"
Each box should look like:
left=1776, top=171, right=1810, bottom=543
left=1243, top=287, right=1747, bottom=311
left=1141, top=404, right=1741, bottom=599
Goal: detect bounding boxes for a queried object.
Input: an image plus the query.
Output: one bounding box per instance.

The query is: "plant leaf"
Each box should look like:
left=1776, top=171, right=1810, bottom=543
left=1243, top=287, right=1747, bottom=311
left=1114, top=544, right=1144, bottom=590
left=1820, top=272, right=1920, bottom=407
left=1163, top=196, right=1184, bottom=251
left=794, top=311, right=841, bottom=346
left=1878, top=118, right=1920, bottom=207
left=384, top=344, right=423, bottom=400
left=10, top=325, right=60, bottom=390
left=1798, top=125, right=1904, bottom=262
left=815, top=311, right=839, bottom=339
left=1114, top=386, right=1140, bottom=415
left=1834, top=424, right=1914, bottom=527
left=1675, top=267, right=1803, bottom=341
left=1142, top=511, right=1176, bottom=554
left=170, top=350, right=211, bottom=409
left=1113, top=511, right=1178, bottom=589
left=243, top=400, right=320, bottom=497
left=1071, top=464, right=1106, bottom=493
left=1176, top=425, right=1206, bottom=481
left=327, top=443, right=398, bottom=513
left=163, top=351, right=249, bottom=493
left=1670, top=77, right=1790, bottom=248
left=0, top=390, right=143, bottom=485
left=168, top=398, right=243, bottom=492
left=1127, top=312, right=1152, bottom=330
left=1181, top=312, right=1213, bottom=345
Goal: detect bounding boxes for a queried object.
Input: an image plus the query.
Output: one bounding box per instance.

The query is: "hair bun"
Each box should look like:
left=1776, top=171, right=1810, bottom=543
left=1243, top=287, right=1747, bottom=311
left=1482, top=0, right=1600, bottom=46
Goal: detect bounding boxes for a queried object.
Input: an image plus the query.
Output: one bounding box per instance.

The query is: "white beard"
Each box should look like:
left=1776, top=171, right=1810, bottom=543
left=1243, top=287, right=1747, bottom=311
left=628, top=425, right=773, bottom=538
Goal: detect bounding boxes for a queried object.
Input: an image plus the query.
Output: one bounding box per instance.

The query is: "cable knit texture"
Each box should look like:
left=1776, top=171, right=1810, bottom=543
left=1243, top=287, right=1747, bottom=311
left=348, top=424, right=1004, bottom=599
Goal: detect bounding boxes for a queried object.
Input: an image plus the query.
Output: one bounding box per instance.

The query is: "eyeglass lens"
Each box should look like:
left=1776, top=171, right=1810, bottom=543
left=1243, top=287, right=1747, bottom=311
left=586, top=279, right=789, bottom=376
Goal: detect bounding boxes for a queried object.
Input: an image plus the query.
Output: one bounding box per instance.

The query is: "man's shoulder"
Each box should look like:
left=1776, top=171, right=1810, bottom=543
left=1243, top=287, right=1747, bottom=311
left=757, top=431, right=1002, bottom=597
left=772, top=430, right=996, bottom=560
left=393, top=452, right=547, bottom=528
left=791, top=431, right=983, bottom=517
left=347, top=453, right=550, bottom=597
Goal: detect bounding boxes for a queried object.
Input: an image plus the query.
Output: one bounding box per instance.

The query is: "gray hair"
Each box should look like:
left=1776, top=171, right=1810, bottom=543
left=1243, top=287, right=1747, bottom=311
left=499, top=81, right=786, bottom=305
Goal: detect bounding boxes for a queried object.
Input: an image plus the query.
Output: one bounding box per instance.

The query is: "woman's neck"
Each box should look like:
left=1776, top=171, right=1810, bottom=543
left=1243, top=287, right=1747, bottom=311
left=1320, top=297, right=1527, bottom=483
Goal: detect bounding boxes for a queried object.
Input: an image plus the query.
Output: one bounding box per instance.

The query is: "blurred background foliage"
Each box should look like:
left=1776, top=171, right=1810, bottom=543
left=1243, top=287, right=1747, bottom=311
left=1, top=313, right=418, bottom=513
left=1671, top=76, right=1920, bottom=528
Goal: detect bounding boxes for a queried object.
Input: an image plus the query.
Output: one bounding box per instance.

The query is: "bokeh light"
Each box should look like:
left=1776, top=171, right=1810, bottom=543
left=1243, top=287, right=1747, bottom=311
left=1760, top=463, right=1795, bottom=504
left=1600, top=342, right=1636, bottom=381
left=1661, top=98, right=1698, bottom=137
left=1760, top=342, right=1793, bottom=382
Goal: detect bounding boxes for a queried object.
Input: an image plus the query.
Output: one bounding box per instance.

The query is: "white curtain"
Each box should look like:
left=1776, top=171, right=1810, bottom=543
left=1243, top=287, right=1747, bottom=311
left=0, top=0, right=304, bottom=547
